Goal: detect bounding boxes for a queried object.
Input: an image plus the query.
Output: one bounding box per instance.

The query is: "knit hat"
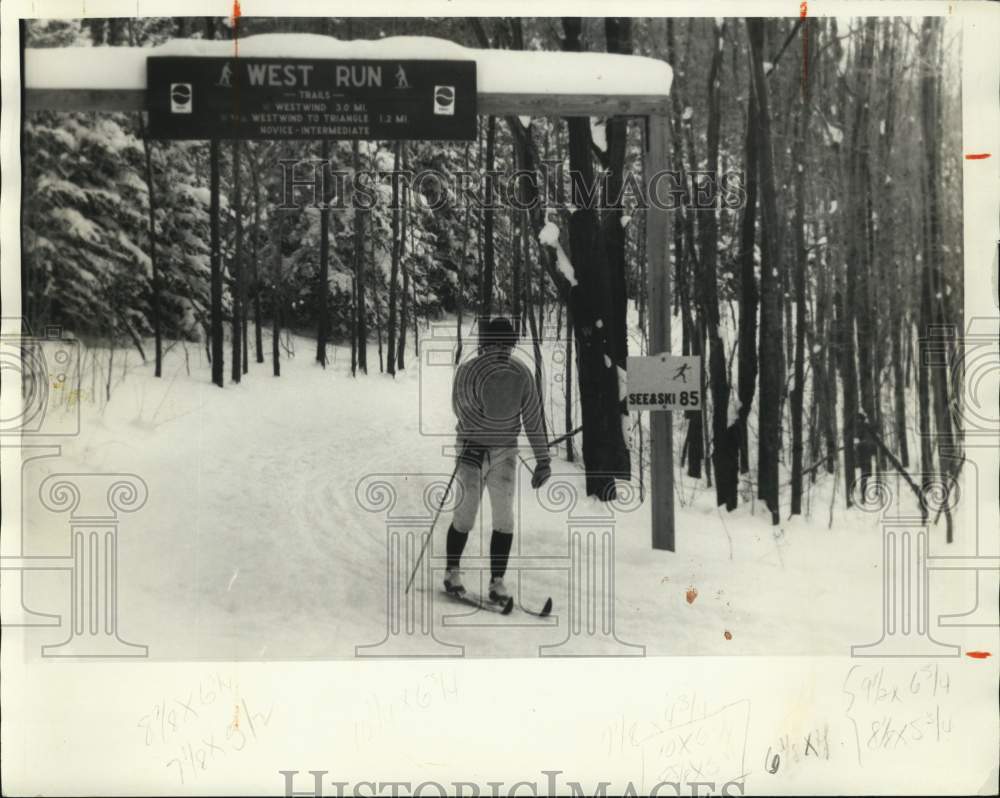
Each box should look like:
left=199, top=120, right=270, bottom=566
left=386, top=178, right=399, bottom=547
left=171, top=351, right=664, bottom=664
left=483, top=317, right=517, bottom=347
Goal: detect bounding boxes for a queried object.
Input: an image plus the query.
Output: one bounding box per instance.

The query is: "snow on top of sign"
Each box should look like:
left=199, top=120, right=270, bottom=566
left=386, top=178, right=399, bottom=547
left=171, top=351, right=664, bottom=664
left=25, top=34, right=672, bottom=97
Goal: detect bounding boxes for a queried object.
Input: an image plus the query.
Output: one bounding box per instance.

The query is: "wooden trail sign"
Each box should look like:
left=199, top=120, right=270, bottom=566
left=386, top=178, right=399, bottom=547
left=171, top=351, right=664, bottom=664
left=626, top=354, right=702, bottom=411
left=147, top=57, right=477, bottom=141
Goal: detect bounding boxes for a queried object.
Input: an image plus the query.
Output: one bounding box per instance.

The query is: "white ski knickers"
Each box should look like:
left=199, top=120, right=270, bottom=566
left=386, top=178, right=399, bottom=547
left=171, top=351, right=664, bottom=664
left=451, top=447, right=516, bottom=535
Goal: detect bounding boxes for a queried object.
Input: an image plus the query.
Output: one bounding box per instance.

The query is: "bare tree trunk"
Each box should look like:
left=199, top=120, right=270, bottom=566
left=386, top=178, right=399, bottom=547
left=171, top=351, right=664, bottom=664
left=561, top=17, right=629, bottom=499
left=920, top=17, right=955, bottom=542
left=601, top=16, right=633, bottom=483
left=737, top=86, right=760, bottom=477
left=523, top=212, right=544, bottom=406
left=210, top=138, right=224, bottom=387
left=667, top=18, right=705, bottom=482
left=250, top=148, right=265, bottom=364
left=512, top=205, right=522, bottom=334
left=824, top=275, right=838, bottom=474
left=808, top=205, right=837, bottom=477
left=113, top=306, right=147, bottom=362
left=241, top=303, right=248, bottom=373
left=354, top=141, right=368, bottom=373
left=790, top=17, right=814, bottom=516
left=140, top=119, right=162, bottom=377
left=399, top=261, right=410, bottom=370
left=700, top=318, right=713, bottom=489
left=316, top=139, right=331, bottom=367
left=397, top=145, right=411, bottom=371
left=231, top=139, right=243, bottom=384
left=369, top=202, right=379, bottom=371
left=456, top=143, right=471, bottom=364
left=387, top=142, right=402, bottom=375
left=106, top=336, right=114, bottom=403
left=879, top=19, right=909, bottom=468
left=351, top=272, right=358, bottom=377
left=271, top=210, right=283, bottom=378
left=853, top=20, right=879, bottom=489
left=892, top=308, right=909, bottom=466
left=411, top=253, right=419, bottom=360
left=748, top=18, right=783, bottom=524
left=476, top=117, right=485, bottom=332
left=637, top=209, right=647, bottom=337
left=701, top=20, right=736, bottom=509
left=373, top=268, right=384, bottom=373
left=480, top=116, right=497, bottom=331
left=240, top=146, right=248, bottom=374
left=536, top=197, right=546, bottom=343
left=565, top=303, right=575, bottom=463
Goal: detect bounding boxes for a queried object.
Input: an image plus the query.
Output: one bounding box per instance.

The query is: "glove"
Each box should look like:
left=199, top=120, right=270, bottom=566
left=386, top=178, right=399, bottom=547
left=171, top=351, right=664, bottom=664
left=531, top=460, right=552, bottom=489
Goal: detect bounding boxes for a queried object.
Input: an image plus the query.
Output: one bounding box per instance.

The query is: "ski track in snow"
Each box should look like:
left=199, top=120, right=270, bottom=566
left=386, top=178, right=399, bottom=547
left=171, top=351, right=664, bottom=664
left=22, top=326, right=961, bottom=660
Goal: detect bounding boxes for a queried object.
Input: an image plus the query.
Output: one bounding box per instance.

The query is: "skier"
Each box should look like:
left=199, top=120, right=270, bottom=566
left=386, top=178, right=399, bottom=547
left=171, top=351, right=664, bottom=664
left=443, top=317, right=551, bottom=604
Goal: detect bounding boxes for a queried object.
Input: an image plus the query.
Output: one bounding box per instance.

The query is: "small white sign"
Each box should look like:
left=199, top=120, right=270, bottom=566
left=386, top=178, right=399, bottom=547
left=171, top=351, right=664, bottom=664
left=434, top=85, right=455, bottom=115
left=170, top=83, right=192, bottom=113
left=626, top=354, right=702, bottom=411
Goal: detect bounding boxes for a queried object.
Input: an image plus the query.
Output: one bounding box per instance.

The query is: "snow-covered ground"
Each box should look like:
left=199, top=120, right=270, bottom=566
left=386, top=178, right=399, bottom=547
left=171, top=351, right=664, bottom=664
left=14, top=322, right=988, bottom=660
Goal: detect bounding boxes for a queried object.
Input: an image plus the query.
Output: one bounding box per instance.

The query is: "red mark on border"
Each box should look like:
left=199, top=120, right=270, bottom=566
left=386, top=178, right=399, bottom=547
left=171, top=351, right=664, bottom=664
left=800, top=3, right=809, bottom=94
left=966, top=651, right=991, bottom=659
left=686, top=587, right=698, bottom=604
left=232, top=0, right=242, bottom=57
left=965, top=153, right=991, bottom=160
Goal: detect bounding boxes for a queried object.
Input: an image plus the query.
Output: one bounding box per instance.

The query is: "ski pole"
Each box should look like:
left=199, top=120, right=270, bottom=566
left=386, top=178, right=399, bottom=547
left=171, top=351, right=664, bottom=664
left=404, top=462, right=459, bottom=595
left=545, top=424, right=583, bottom=450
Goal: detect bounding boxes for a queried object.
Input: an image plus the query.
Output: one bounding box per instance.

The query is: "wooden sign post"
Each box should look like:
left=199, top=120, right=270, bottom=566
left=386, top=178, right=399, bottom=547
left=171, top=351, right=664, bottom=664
left=643, top=113, right=676, bottom=552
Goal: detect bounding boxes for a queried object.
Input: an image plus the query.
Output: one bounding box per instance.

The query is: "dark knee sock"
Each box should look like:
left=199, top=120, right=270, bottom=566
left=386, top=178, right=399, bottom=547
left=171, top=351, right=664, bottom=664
left=446, top=524, right=469, bottom=570
left=490, top=530, right=514, bottom=580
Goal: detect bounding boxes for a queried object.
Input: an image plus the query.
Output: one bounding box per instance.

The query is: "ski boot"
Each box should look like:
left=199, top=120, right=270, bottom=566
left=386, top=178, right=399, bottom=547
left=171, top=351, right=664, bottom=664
left=488, top=577, right=511, bottom=604
left=444, top=567, right=466, bottom=596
